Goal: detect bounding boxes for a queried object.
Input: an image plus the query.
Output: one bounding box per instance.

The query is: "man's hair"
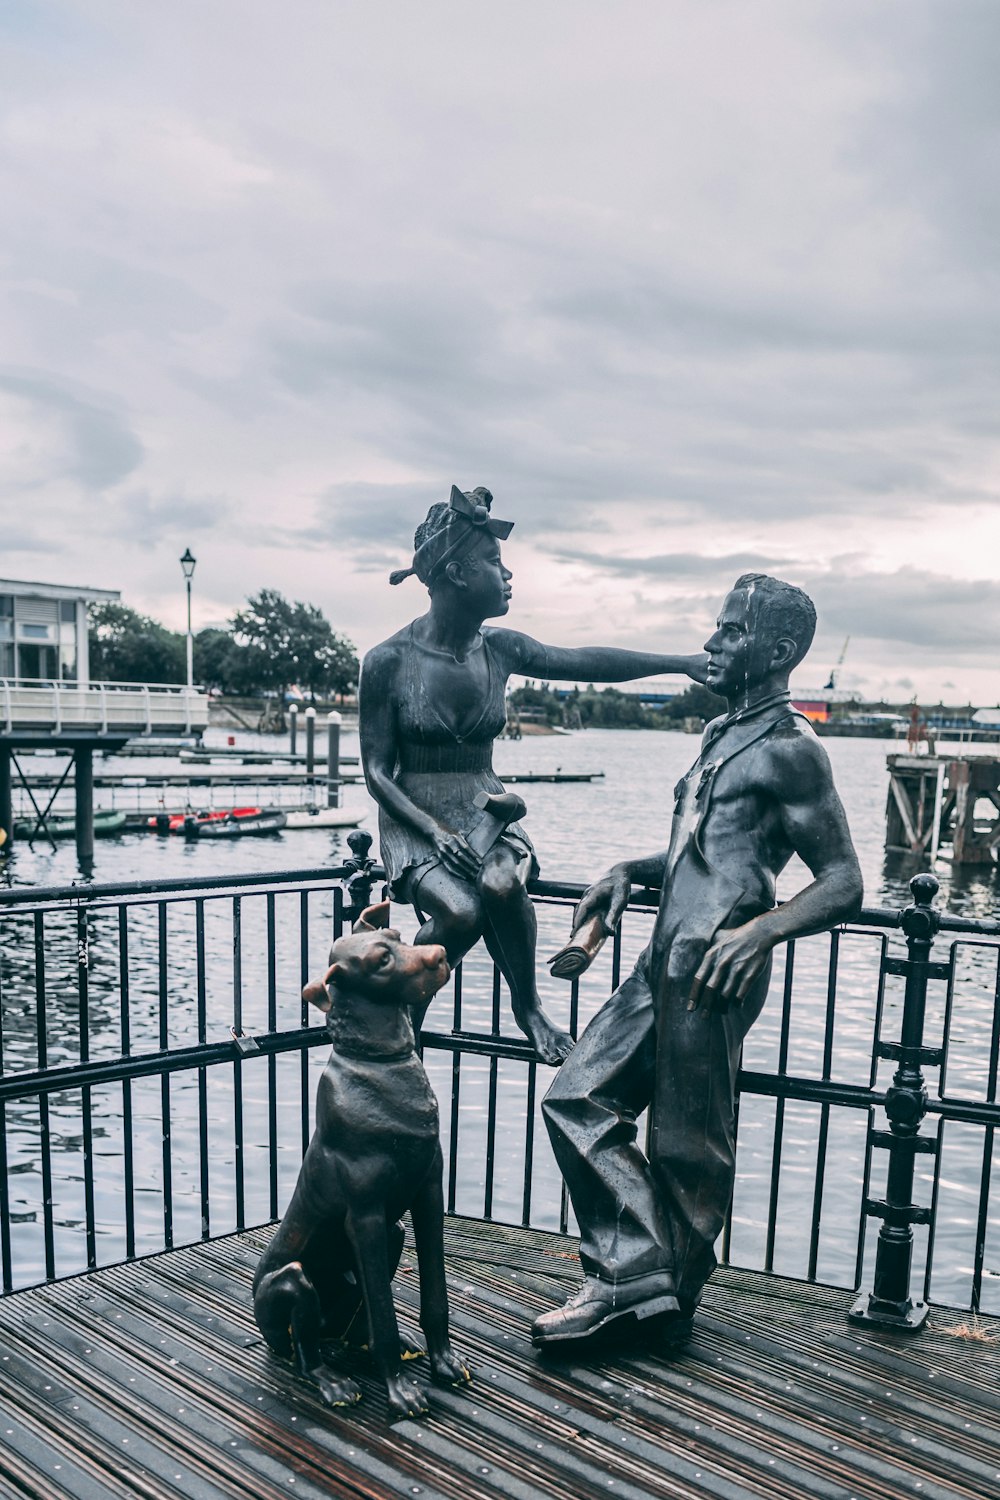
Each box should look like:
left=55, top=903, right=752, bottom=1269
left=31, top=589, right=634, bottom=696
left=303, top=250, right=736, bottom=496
left=733, top=573, right=816, bottom=670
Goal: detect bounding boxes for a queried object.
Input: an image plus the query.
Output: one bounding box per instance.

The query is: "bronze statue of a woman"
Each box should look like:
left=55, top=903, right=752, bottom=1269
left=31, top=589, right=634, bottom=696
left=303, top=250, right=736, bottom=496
left=359, top=486, right=707, bottom=1065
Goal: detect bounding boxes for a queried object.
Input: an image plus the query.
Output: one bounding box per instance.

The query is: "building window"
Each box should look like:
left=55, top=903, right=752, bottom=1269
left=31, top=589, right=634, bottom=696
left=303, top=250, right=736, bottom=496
left=19, top=623, right=56, bottom=641
left=16, top=644, right=59, bottom=681
left=0, top=643, right=13, bottom=678
left=59, top=600, right=76, bottom=622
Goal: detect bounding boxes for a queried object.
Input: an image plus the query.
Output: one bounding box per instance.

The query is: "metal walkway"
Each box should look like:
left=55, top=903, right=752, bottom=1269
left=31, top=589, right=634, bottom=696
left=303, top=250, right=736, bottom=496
left=0, top=1218, right=997, bottom=1499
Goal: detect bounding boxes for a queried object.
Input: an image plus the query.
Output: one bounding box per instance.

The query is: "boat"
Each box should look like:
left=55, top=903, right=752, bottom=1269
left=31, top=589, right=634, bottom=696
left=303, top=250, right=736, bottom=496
left=283, top=806, right=364, bottom=830
left=184, top=809, right=287, bottom=839
left=13, top=810, right=129, bottom=840
left=149, top=807, right=262, bottom=834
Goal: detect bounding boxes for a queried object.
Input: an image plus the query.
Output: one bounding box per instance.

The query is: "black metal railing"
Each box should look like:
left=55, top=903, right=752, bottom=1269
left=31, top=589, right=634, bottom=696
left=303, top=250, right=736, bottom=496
left=1, top=850, right=999, bottom=1326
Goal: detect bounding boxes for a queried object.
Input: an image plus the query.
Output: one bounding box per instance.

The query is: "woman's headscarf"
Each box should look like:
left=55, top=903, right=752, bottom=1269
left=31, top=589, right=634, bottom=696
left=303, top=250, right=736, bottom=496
left=389, top=486, right=513, bottom=588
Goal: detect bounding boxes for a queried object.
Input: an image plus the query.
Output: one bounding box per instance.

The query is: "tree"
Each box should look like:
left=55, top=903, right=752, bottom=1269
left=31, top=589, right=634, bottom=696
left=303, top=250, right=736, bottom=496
left=231, top=589, right=358, bottom=701
left=661, top=683, right=726, bottom=725
left=88, top=602, right=186, bottom=684
left=192, top=628, right=254, bottom=694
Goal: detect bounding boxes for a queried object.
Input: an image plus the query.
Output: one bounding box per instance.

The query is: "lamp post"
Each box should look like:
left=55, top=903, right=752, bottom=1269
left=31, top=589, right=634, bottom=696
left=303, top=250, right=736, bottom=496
left=179, top=548, right=197, bottom=693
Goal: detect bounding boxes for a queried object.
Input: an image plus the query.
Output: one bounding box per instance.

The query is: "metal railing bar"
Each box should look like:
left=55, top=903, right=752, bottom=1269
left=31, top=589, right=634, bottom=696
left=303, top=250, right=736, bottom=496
left=266, top=894, right=278, bottom=1222
left=483, top=967, right=501, bottom=1219
left=77, top=905, right=96, bottom=1270
left=969, top=959, right=1000, bottom=1312
left=195, top=900, right=209, bottom=1241
left=33, top=912, right=55, bottom=1281
left=720, top=1088, right=740, bottom=1266
left=0, top=866, right=352, bottom=912
left=938, top=940, right=959, bottom=1098
left=521, top=1061, right=536, bottom=1227
left=923, top=1119, right=946, bottom=1304
left=867, top=931, right=890, bottom=1090
left=446, top=963, right=463, bottom=1215
left=610, top=921, right=622, bottom=993
left=298, top=891, right=311, bottom=1161
left=764, top=939, right=796, bottom=1272
left=854, top=1104, right=875, bottom=1291
left=807, top=929, right=840, bottom=1280
left=158, top=904, right=173, bottom=1252
left=117, top=906, right=135, bottom=1260
left=0, top=942, right=10, bottom=1292
left=232, top=896, right=245, bottom=1232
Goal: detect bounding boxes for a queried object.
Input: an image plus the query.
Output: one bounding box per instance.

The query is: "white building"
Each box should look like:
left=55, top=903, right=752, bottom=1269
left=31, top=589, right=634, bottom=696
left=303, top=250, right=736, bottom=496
left=0, top=577, right=119, bottom=688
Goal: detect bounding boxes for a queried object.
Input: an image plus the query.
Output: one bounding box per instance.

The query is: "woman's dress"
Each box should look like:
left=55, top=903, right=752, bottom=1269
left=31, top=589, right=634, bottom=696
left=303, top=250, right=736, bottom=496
left=377, top=625, right=536, bottom=902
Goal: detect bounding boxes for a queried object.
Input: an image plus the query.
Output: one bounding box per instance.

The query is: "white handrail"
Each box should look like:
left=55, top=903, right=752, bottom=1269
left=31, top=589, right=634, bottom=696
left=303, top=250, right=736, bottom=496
left=0, top=677, right=206, bottom=695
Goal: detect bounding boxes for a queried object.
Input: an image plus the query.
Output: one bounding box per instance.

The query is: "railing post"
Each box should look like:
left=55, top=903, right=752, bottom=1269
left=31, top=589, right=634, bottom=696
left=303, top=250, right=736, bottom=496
left=342, top=829, right=376, bottom=925
left=289, top=703, right=298, bottom=756
left=850, top=872, right=939, bottom=1332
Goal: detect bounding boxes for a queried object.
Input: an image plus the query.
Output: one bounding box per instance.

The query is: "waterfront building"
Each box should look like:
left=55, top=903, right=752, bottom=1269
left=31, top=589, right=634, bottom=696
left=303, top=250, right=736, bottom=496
left=0, top=575, right=119, bottom=686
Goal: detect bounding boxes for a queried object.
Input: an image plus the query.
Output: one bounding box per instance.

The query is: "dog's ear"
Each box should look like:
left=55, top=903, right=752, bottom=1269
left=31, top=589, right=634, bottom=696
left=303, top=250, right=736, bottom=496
left=352, top=900, right=391, bottom=934
left=302, top=962, right=341, bottom=1013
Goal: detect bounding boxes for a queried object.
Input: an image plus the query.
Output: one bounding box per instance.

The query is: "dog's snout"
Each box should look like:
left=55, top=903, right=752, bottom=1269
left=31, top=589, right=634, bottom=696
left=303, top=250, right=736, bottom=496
left=424, top=944, right=448, bottom=969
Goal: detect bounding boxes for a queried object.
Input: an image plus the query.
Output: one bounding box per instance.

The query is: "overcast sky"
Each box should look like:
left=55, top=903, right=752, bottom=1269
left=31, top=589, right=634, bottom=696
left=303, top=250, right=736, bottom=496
left=2, top=1, right=998, bottom=702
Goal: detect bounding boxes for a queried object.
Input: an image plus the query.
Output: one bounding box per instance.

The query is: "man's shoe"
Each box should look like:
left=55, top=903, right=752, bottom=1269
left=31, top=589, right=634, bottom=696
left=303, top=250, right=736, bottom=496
left=532, top=1272, right=679, bottom=1346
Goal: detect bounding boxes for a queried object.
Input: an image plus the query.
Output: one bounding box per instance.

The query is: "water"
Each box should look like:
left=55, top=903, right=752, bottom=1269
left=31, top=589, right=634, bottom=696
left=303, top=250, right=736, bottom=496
left=2, top=727, right=999, bottom=1310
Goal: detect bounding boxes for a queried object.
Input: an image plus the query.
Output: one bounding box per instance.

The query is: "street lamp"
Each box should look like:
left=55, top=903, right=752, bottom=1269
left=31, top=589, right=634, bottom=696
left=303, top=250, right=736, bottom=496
left=179, top=548, right=196, bottom=692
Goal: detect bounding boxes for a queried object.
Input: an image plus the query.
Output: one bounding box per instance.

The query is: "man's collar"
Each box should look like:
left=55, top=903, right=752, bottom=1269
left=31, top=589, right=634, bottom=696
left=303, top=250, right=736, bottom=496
left=705, top=688, right=792, bottom=745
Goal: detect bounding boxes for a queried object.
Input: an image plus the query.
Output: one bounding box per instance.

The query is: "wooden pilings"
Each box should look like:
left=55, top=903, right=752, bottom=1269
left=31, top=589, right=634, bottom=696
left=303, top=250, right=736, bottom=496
left=885, top=753, right=1000, bottom=865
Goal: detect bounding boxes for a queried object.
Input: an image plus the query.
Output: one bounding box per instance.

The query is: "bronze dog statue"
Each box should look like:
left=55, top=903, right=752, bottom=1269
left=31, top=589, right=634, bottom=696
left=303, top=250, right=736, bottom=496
left=252, top=901, right=471, bottom=1419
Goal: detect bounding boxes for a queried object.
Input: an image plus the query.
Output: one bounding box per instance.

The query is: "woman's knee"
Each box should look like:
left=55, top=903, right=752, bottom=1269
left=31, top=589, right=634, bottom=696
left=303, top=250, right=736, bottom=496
left=478, top=848, right=523, bottom=903
left=424, top=896, right=481, bottom=955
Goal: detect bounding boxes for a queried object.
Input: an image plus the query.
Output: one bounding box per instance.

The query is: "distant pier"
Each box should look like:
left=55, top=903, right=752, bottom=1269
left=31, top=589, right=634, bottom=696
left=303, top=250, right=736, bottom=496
left=885, top=752, right=1000, bottom=864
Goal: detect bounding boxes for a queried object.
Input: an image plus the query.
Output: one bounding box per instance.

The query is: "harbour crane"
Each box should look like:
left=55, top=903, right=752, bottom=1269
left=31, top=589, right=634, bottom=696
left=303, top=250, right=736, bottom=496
left=824, top=636, right=850, bottom=692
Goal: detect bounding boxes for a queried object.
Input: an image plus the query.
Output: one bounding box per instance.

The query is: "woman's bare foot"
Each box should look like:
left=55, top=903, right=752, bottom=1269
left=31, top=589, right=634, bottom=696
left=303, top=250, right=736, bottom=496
left=520, top=1006, right=574, bottom=1065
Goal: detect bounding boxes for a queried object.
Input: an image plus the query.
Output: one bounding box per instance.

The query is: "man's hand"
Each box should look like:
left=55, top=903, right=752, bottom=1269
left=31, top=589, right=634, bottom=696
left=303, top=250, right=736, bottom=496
left=688, top=918, right=776, bottom=1012
left=573, top=864, right=632, bottom=935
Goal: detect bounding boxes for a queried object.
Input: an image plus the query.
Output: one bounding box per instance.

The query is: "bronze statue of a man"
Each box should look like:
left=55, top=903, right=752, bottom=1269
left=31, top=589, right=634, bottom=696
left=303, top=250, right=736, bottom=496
left=360, top=485, right=707, bottom=1065
left=533, top=573, right=863, bottom=1347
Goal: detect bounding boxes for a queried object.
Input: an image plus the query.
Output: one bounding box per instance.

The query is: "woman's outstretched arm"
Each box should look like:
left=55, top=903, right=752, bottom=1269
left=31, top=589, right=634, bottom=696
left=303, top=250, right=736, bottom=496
left=489, top=630, right=708, bottom=684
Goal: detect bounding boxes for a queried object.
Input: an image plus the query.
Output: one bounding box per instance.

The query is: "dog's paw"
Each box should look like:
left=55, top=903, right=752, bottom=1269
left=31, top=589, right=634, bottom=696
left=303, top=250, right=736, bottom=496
left=312, top=1365, right=361, bottom=1408
left=385, top=1372, right=430, bottom=1420
left=430, top=1347, right=472, bottom=1388
left=400, top=1333, right=425, bottom=1362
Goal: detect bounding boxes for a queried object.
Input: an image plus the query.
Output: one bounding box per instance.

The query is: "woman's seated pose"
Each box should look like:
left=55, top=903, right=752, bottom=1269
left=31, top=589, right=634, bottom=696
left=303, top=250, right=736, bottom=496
left=359, top=485, right=707, bottom=1065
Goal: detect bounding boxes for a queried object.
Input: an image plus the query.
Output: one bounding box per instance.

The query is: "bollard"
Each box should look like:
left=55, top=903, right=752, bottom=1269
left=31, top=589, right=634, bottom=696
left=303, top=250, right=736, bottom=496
left=849, top=872, right=940, bottom=1332
left=304, top=706, right=316, bottom=780
left=289, top=703, right=298, bottom=756
left=327, top=711, right=342, bottom=807
left=343, top=828, right=376, bottom=925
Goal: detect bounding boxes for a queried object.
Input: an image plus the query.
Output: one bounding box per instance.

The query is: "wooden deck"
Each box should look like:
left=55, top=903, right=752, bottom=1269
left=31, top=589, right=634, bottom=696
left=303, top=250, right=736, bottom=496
left=0, top=1218, right=997, bottom=1499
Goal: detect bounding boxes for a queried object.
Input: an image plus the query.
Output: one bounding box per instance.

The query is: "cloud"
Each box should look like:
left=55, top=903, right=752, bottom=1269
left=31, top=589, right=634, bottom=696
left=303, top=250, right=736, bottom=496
left=0, top=371, right=144, bottom=490
left=0, top=2, right=998, bottom=699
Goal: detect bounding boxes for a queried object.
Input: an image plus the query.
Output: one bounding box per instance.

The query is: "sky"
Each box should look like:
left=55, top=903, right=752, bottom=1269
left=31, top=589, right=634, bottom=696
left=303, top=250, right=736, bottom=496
left=1, top=0, right=998, bottom=703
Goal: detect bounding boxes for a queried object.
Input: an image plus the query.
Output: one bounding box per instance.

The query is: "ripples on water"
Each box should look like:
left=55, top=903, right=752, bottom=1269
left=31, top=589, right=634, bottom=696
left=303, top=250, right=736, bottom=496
left=2, top=728, right=998, bottom=1311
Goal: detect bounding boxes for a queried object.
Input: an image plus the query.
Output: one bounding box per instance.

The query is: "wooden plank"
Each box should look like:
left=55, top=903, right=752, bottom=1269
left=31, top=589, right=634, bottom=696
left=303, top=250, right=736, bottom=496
left=0, top=1224, right=997, bottom=1500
